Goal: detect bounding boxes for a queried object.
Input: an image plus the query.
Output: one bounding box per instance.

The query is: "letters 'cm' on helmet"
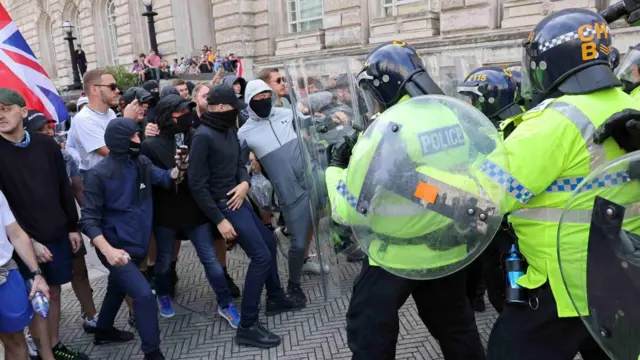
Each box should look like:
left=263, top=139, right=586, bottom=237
left=357, top=41, right=426, bottom=109
left=522, top=8, right=621, bottom=98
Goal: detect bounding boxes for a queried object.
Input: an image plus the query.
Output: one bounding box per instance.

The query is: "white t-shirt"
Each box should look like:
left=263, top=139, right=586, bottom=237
left=68, top=106, right=117, bottom=171
left=0, top=191, right=16, bottom=267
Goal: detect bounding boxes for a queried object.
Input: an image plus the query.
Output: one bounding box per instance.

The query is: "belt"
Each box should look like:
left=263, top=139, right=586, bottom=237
left=216, top=198, right=230, bottom=203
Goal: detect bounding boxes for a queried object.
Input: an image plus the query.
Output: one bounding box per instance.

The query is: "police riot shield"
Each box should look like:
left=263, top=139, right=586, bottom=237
left=558, top=152, right=640, bottom=360
left=438, top=56, right=482, bottom=99
left=283, top=58, right=366, bottom=299
left=349, top=95, right=510, bottom=280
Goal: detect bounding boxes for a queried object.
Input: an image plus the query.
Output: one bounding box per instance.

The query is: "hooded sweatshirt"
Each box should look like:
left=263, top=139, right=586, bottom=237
left=80, top=118, right=175, bottom=259
left=238, top=80, right=307, bottom=209
left=221, top=75, right=250, bottom=127
left=141, top=96, right=207, bottom=229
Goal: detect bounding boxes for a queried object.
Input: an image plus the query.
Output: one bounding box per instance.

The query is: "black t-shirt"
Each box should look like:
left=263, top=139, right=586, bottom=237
left=0, top=132, right=78, bottom=243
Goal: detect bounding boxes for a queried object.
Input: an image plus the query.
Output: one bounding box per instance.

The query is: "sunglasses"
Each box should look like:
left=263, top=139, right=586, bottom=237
left=273, top=77, right=287, bottom=84
left=94, top=83, right=118, bottom=91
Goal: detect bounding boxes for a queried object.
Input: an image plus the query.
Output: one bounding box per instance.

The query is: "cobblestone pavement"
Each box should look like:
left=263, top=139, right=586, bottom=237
left=11, top=240, right=499, bottom=360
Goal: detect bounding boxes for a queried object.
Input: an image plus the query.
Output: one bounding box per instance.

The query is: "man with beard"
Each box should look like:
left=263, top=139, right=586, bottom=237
left=189, top=85, right=304, bottom=347
left=81, top=115, right=187, bottom=360
left=67, top=69, right=121, bottom=177
left=141, top=94, right=241, bottom=326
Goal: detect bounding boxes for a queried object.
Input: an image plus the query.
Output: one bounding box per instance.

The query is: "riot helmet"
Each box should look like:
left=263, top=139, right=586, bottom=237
left=609, top=46, right=621, bottom=71
left=356, top=41, right=443, bottom=117
left=457, top=66, right=522, bottom=122
left=521, top=9, right=621, bottom=105
left=615, top=44, right=640, bottom=93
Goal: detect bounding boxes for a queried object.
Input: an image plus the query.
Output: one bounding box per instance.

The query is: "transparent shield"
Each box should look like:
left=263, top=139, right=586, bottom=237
left=349, top=95, right=510, bottom=280
left=520, top=47, right=532, bottom=101
left=439, top=56, right=482, bottom=99
left=558, top=151, right=640, bottom=360
left=284, top=57, right=366, bottom=299
left=615, top=48, right=640, bottom=88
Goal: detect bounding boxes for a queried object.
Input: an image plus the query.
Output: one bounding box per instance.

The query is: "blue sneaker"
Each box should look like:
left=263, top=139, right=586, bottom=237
left=218, top=304, right=240, bottom=329
left=157, top=295, right=175, bottom=318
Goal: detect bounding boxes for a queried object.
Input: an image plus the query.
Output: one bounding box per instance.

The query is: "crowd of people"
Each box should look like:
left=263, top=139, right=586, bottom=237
left=2, top=5, right=640, bottom=360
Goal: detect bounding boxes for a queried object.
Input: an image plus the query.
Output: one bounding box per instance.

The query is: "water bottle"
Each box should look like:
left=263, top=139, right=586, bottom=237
left=27, top=279, right=49, bottom=318
left=504, top=244, right=527, bottom=305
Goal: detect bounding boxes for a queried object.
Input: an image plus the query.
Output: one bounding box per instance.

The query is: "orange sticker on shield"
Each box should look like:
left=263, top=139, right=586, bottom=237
left=414, top=181, right=439, bottom=204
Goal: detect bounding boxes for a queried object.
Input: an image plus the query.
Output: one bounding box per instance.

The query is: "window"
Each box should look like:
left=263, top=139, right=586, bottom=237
left=106, top=0, right=118, bottom=65
left=382, top=0, right=423, bottom=17
left=74, top=10, right=84, bottom=46
left=287, top=0, right=323, bottom=33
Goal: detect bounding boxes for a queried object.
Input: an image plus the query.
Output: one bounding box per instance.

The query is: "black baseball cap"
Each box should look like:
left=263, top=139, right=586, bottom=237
left=206, top=85, right=247, bottom=110
left=0, top=88, right=26, bottom=107
left=24, top=110, right=55, bottom=131
left=155, top=94, right=195, bottom=115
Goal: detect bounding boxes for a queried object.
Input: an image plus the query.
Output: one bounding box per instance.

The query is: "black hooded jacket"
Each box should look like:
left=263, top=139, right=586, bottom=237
left=141, top=96, right=208, bottom=229
left=80, top=118, right=174, bottom=259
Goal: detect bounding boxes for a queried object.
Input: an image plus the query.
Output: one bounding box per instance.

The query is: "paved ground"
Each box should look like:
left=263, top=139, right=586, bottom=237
left=5, top=238, right=499, bottom=360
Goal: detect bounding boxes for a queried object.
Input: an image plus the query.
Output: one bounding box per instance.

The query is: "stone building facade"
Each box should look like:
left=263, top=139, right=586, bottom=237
left=1, top=0, right=639, bottom=87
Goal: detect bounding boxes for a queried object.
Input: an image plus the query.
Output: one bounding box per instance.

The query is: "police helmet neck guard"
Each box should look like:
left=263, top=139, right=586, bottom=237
left=522, top=8, right=621, bottom=102
left=357, top=41, right=444, bottom=113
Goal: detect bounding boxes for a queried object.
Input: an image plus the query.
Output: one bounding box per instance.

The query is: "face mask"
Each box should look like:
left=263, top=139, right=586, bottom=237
left=128, top=141, right=141, bottom=158
left=176, top=113, right=192, bottom=131
left=250, top=98, right=272, bottom=118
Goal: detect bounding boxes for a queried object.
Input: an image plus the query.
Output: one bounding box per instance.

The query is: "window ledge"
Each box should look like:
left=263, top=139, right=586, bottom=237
left=276, top=29, right=326, bottom=56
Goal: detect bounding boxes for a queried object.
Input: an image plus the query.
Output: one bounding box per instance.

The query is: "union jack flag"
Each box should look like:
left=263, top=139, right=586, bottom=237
left=0, top=4, right=69, bottom=122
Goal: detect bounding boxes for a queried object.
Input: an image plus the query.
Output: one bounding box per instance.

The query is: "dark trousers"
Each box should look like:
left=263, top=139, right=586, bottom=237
left=216, top=201, right=285, bottom=327
left=154, top=223, right=232, bottom=307
left=346, top=260, right=486, bottom=360
left=96, top=253, right=160, bottom=354
left=487, top=285, right=608, bottom=360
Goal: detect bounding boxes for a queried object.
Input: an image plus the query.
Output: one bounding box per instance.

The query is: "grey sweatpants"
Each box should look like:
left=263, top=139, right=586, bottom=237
left=281, top=193, right=312, bottom=285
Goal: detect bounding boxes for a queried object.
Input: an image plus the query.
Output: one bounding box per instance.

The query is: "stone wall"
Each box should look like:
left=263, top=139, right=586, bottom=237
left=1, top=0, right=639, bottom=89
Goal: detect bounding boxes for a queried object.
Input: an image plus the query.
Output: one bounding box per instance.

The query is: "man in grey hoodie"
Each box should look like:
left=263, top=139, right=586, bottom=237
left=238, top=80, right=327, bottom=304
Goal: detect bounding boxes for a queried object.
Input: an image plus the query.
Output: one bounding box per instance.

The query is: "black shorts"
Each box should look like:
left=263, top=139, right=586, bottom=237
left=15, top=236, right=74, bottom=286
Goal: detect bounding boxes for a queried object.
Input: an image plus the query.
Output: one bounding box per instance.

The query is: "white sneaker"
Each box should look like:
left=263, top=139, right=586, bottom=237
left=274, top=227, right=290, bottom=257
left=24, top=330, right=38, bottom=357
left=82, top=314, right=98, bottom=333
left=302, top=258, right=330, bottom=275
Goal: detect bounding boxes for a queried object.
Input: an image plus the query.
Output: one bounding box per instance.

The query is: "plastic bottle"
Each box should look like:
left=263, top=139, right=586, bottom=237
left=27, top=279, right=49, bottom=318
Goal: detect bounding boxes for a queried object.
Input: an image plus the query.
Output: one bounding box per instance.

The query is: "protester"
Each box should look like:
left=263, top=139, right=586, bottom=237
left=141, top=94, right=241, bottom=326
left=0, top=88, right=88, bottom=360
left=256, top=68, right=291, bottom=108
left=188, top=85, right=305, bottom=348
left=0, top=189, right=50, bottom=360
left=172, top=79, right=190, bottom=99
left=141, top=80, right=160, bottom=123
left=80, top=115, right=187, bottom=360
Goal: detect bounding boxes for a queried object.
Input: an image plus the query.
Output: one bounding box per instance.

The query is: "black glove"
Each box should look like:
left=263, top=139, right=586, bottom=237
left=327, top=131, right=359, bottom=169
left=594, top=109, right=640, bottom=153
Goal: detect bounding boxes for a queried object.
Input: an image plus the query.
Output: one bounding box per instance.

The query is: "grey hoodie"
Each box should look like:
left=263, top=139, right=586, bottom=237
left=238, top=80, right=307, bottom=208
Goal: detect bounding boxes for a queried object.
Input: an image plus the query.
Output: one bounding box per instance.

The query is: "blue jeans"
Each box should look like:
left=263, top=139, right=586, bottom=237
left=96, top=253, right=160, bottom=354
left=216, top=201, right=285, bottom=327
left=154, top=223, right=232, bottom=307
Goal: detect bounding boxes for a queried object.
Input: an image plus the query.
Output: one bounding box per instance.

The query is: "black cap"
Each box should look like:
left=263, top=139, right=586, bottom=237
left=119, top=87, right=154, bottom=108
left=23, top=110, right=54, bottom=131
left=206, top=85, right=247, bottom=110
left=155, top=94, right=195, bottom=116
left=0, top=88, right=26, bottom=107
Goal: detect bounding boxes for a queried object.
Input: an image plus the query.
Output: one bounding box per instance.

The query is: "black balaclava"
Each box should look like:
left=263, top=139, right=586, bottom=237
left=105, top=117, right=142, bottom=159
left=142, top=80, right=160, bottom=99
left=160, top=85, right=180, bottom=98
left=249, top=94, right=272, bottom=119
left=155, top=95, right=192, bottom=135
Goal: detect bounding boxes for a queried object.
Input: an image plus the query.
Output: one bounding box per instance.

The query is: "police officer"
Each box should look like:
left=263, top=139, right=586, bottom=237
left=481, top=9, right=640, bottom=359
left=615, top=43, right=640, bottom=100
left=326, top=41, right=487, bottom=360
left=457, top=66, right=524, bottom=313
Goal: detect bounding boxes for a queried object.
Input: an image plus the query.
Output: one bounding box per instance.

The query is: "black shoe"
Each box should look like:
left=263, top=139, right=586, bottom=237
left=236, top=322, right=281, bottom=348
left=128, top=312, right=136, bottom=327
left=94, top=327, right=135, bottom=345
left=224, top=269, right=241, bottom=298
left=471, top=296, right=486, bottom=312
left=286, top=281, right=307, bottom=305
left=266, top=292, right=306, bottom=316
left=144, top=349, right=165, bottom=360
left=52, top=342, right=89, bottom=360
left=144, top=265, right=156, bottom=293
left=347, top=248, right=366, bottom=262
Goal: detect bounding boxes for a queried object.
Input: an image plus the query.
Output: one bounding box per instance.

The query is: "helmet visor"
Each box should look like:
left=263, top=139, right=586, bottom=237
left=615, top=48, right=640, bottom=85
left=520, top=47, right=532, bottom=101
left=358, top=80, right=384, bottom=118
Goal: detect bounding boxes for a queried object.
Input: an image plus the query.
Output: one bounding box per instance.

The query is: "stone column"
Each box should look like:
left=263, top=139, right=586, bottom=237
left=152, top=0, right=178, bottom=62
